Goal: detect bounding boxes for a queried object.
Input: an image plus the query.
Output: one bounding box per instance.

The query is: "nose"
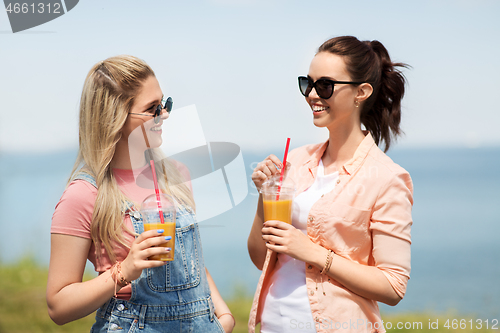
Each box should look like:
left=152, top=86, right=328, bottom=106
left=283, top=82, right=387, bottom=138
left=307, top=86, right=320, bottom=99
left=155, top=108, right=169, bottom=124
left=160, top=108, right=169, bottom=119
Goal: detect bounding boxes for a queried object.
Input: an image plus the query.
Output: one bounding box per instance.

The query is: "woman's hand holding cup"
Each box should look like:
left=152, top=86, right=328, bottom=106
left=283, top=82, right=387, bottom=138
left=120, top=229, right=172, bottom=282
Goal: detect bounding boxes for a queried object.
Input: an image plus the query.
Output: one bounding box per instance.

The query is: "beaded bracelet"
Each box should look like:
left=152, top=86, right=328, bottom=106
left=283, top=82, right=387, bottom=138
left=110, top=261, right=130, bottom=297
left=320, top=250, right=334, bottom=274
left=116, top=262, right=130, bottom=287
left=218, top=312, right=236, bottom=327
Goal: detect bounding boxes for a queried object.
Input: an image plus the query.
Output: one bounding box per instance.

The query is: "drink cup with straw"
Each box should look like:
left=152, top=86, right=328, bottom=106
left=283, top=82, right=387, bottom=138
left=141, top=161, right=177, bottom=261
left=139, top=123, right=177, bottom=261
left=260, top=138, right=295, bottom=224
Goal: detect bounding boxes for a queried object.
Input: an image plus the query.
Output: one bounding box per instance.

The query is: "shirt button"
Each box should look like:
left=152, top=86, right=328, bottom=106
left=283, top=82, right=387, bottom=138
left=316, top=317, right=320, bottom=322
left=116, top=304, right=124, bottom=311
left=336, top=179, right=341, bottom=184
left=308, top=265, right=313, bottom=269
left=309, top=217, right=314, bottom=222
left=310, top=290, right=314, bottom=296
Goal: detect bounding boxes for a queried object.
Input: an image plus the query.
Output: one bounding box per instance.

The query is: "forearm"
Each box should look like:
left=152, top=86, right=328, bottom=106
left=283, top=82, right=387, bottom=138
left=205, top=268, right=230, bottom=315
left=307, top=244, right=401, bottom=305
left=247, top=195, right=268, bottom=270
left=206, top=268, right=235, bottom=332
left=48, top=228, right=170, bottom=325
left=47, top=269, right=122, bottom=325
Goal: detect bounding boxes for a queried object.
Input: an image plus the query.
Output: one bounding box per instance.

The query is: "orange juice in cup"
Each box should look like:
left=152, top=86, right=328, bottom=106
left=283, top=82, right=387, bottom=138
left=141, top=193, right=177, bottom=261
left=260, top=176, right=295, bottom=224
left=143, top=222, right=176, bottom=261
left=263, top=199, right=293, bottom=224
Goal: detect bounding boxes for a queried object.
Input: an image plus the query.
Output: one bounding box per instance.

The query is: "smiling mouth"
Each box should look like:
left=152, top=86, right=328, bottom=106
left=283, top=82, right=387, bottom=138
left=312, top=105, right=329, bottom=113
left=151, top=125, right=162, bottom=132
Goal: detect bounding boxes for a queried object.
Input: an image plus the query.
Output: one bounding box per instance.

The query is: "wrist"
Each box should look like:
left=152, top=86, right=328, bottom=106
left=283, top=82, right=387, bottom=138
left=310, top=245, right=331, bottom=271
left=320, top=249, right=334, bottom=274
left=111, top=261, right=130, bottom=288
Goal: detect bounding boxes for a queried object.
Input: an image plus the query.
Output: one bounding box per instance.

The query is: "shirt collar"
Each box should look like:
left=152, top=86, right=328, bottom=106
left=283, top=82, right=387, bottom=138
left=304, top=131, right=376, bottom=176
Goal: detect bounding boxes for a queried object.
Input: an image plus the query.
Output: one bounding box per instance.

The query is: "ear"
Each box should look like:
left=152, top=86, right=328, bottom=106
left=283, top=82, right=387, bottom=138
left=356, top=83, right=373, bottom=102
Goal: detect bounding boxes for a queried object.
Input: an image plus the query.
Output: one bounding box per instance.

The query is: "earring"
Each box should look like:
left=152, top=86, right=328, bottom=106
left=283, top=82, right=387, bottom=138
left=354, top=99, right=360, bottom=108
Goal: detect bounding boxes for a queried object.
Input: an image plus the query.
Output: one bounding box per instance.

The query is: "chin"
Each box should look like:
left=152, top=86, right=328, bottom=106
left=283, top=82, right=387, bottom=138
left=313, top=118, right=329, bottom=128
left=149, top=138, right=163, bottom=149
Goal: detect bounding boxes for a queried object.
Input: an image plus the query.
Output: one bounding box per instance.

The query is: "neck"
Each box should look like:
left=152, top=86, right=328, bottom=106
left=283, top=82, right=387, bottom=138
left=111, top=140, right=147, bottom=170
left=323, top=122, right=365, bottom=172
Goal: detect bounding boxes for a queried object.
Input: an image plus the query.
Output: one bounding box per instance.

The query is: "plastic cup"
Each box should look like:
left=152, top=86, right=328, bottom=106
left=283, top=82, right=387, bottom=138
left=260, top=175, right=296, bottom=224
left=141, top=193, right=177, bottom=261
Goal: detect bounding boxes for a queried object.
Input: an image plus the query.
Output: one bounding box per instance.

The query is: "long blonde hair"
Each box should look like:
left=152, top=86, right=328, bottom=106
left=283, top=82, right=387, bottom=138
left=69, top=55, right=195, bottom=263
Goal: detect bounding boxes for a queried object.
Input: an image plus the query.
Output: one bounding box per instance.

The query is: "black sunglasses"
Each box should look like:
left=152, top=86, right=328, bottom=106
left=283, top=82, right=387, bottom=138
left=129, top=96, right=173, bottom=124
left=298, top=76, right=364, bottom=99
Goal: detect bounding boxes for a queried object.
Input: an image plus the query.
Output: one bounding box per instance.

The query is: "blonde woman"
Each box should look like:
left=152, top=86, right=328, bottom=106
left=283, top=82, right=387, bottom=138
left=47, top=55, right=234, bottom=332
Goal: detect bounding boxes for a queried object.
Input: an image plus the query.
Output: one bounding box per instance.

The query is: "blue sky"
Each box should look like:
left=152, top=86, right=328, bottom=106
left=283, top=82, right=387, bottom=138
left=1, top=0, right=499, bottom=154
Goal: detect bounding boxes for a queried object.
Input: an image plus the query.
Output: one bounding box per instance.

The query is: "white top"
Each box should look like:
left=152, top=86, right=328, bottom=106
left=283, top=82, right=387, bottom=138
left=260, top=160, right=339, bottom=333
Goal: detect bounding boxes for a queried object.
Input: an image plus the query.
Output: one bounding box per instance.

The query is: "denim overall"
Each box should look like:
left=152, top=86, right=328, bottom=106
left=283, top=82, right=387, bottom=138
left=74, top=173, right=224, bottom=333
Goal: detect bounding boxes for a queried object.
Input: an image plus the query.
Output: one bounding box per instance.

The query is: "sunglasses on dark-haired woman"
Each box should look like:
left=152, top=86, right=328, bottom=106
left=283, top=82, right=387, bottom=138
left=298, top=76, right=363, bottom=99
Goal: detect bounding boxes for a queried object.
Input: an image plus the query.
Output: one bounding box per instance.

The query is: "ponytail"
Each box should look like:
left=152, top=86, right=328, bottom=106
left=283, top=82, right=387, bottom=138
left=318, top=36, right=409, bottom=152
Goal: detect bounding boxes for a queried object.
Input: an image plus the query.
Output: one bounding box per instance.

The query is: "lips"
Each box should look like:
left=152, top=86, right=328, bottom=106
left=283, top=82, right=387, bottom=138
left=312, top=105, right=329, bottom=113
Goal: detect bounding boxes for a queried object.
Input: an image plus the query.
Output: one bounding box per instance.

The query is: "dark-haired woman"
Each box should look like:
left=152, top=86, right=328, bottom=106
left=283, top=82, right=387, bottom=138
left=247, top=36, right=413, bottom=333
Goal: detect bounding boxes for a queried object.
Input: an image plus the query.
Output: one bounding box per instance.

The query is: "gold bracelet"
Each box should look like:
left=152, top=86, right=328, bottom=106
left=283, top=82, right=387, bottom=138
left=320, top=250, right=333, bottom=274
left=325, top=250, right=334, bottom=273
left=218, top=312, right=236, bottom=327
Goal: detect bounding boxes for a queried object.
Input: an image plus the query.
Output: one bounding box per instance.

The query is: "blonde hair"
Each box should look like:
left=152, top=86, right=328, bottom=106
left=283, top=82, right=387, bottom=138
left=69, top=55, right=195, bottom=263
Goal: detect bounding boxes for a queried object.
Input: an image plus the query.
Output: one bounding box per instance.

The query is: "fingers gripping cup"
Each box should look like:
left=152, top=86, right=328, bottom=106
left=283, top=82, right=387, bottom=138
left=260, top=176, right=296, bottom=224
left=141, top=193, right=177, bottom=261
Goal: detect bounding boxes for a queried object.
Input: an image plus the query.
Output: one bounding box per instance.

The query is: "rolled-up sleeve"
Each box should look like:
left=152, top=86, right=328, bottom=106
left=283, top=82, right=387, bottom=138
left=370, top=171, right=413, bottom=299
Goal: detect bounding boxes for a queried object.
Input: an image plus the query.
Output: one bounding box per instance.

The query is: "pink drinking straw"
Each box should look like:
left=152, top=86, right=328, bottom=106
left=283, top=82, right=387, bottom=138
left=149, top=160, right=165, bottom=224
left=276, top=138, right=291, bottom=201
left=140, top=123, right=165, bottom=223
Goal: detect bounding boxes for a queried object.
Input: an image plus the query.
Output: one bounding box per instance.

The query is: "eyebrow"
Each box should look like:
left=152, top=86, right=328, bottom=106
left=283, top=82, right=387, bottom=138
left=141, top=95, right=163, bottom=111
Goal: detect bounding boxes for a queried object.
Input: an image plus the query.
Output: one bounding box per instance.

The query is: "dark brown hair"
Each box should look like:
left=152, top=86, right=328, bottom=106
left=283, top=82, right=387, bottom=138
left=318, top=36, right=409, bottom=152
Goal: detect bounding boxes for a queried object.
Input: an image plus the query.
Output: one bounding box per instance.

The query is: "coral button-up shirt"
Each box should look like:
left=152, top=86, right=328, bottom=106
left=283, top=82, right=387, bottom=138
left=248, top=132, right=413, bottom=333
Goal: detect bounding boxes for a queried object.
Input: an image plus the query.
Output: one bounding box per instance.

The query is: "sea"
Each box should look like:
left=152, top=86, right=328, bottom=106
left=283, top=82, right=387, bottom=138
left=0, top=146, right=499, bottom=319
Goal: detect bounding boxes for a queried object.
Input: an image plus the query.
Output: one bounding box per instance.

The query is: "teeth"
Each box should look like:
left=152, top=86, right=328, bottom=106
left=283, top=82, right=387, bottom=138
left=151, top=126, right=161, bottom=131
left=312, top=105, right=328, bottom=112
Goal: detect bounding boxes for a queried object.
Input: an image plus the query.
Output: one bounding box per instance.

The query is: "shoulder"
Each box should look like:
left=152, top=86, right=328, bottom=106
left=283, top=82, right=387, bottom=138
left=55, top=179, right=98, bottom=214
left=63, top=179, right=98, bottom=201
left=365, top=145, right=413, bottom=194
left=51, top=179, right=98, bottom=237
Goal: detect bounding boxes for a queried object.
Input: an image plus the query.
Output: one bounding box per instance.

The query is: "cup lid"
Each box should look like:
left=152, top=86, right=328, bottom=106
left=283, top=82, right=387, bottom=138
left=259, top=175, right=296, bottom=194
left=141, top=193, right=177, bottom=212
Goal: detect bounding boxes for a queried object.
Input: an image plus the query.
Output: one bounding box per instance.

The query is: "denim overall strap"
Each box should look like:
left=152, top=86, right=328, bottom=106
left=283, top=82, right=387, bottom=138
left=72, top=172, right=97, bottom=188
left=72, top=172, right=138, bottom=219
